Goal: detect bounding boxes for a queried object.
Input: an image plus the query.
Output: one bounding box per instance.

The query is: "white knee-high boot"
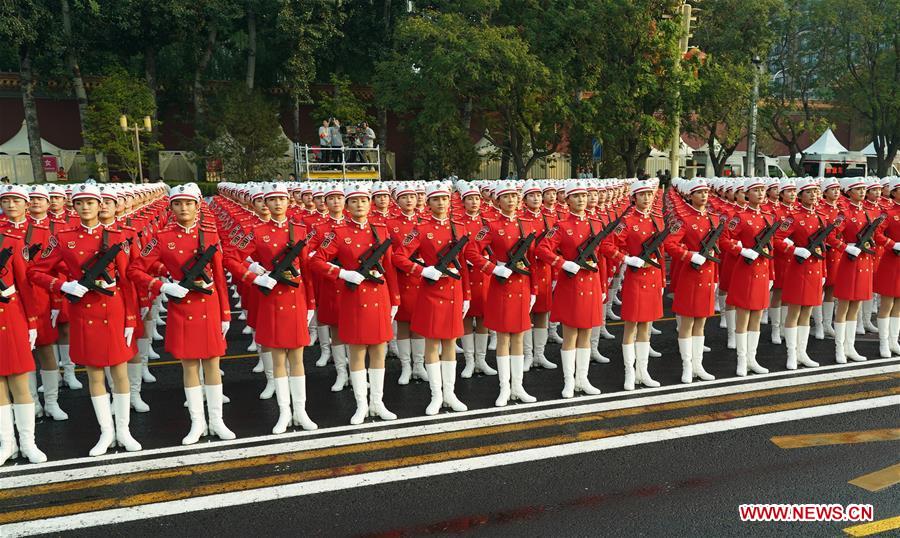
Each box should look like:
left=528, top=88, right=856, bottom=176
left=678, top=338, right=693, bottom=383
left=349, top=370, right=369, bottom=425
left=890, top=316, right=900, bottom=355
left=494, top=355, right=511, bottom=407
left=634, top=342, right=659, bottom=388
left=182, top=386, right=207, bottom=445
left=12, top=404, right=46, bottom=463
left=58, top=344, right=82, bottom=389
left=797, top=325, right=818, bottom=367
left=811, top=305, right=824, bottom=340
left=112, top=393, right=142, bottom=452
left=272, top=377, right=292, bottom=434
left=0, top=405, right=18, bottom=464
left=622, top=344, right=636, bottom=391
left=259, top=351, right=275, bottom=399
left=823, top=300, right=835, bottom=337
left=205, top=384, right=236, bottom=439
left=40, top=369, right=68, bottom=420
left=532, top=327, right=556, bottom=368
left=441, top=361, right=468, bottom=411
left=424, top=362, right=443, bottom=415
left=735, top=332, right=748, bottom=376
left=726, top=310, right=736, bottom=349
left=316, top=326, right=331, bottom=367
left=368, top=368, right=398, bottom=420
left=834, top=321, right=847, bottom=363
left=784, top=326, right=798, bottom=370
left=127, top=363, right=149, bottom=412
left=397, top=338, right=413, bottom=383
left=287, top=376, right=317, bottom=430
left=411, top=339, right=429, bottom=381
left=574, top=348, right=602, bottom=394
left=472, top=333, right=496, bottom=375
left=28, top=372, right=42, bottom=417
left=330, top=345, right=349, bottom=391
left=560, top=349, right=576, bottom=398
left=510, top=355, right=536, bottom=402
left=844, top=320, right=867, bottom=361
left=522, top=329, right=534, bottom=371
left=692, top=335, right=715, bottom=380
left=747, top=331, right=768, bottom=373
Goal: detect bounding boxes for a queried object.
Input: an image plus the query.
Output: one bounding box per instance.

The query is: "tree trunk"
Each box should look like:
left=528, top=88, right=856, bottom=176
left=145, top=46, right=161, bottom=180
left=245, top=6, right=256, bottom=90
left=60, top=0, right=95, bottom=174
left=292, top=93, right=301, bottom=143
left=18, top=45, right=46, bottom=184
left=194, top=21, right=218, bottom=130
left=499, top=150, right=510, bottom=180
left=461, top=97, right=473, bottom=131
left=378, top=0, right=393, bottom=180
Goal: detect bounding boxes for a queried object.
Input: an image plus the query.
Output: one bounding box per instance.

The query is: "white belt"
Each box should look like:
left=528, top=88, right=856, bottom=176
left=0, top=285, right=16, bottom=298
left=94, top=280, right=117, bottom=290
left=497, top=261, right=507, bottom=267
left=193, top=280, right=214, bottom=290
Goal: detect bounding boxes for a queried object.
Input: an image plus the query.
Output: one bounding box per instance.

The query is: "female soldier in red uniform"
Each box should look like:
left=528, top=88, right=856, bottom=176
left=665, top=178, right=718, bottom=383
left=874, top=177, right=900, bottom=357
left=457, top=182, right=497, bottom=379
left=312, top=183, right=400, bottom=425
left=536, top=179, right=604, bottom=397
left=521, top=180, right=557, bottom=371
left=386, top=183, right=428, bottom=384
left=818, top=177, right=843, bottom=338
left=601, top=179, right=665, bottom=390
left=28, top=184, right=142, bottom=457
left=775, top=177, right=828, bottom=370
left=129, top=184, right=238, bottom=444
left=226, top=183, right=318, bottom=433
left=721, top=178, right=773, bottom=377
left=768, top=180, right=798, bottom=344
left=0, top=188, right=46, bottom=465
left=393, top=181, right=470, bottom=415
left=831, top=178, right=879, bottom=363
left=464, top=181, right=537, bottom=406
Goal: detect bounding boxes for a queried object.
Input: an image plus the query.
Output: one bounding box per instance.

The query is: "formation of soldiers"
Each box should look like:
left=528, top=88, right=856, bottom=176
left=0, top=173, right=898, bottom=463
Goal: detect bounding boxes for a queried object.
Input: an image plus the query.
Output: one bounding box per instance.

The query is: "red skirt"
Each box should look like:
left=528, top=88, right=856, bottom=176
left=483, top=271, right=531, bottom=334
left=874, top=251, right=900, bottom=297
left=718, top=252, right=738, bottom=293
left=314, top=273, right=341, bottom=327
left=164, top=289, right=227, bottom=359
left=393, top=273, right=420, bottom=323
left=833, top=253, right=874, bottom=301
left=337, top=280, right=393, bottom=345
left=672, top=262, right=716, bottom=318
left=410, top=278, right=465, bottom=339
left=824, top=248, right=841, bottom=287
left=726, top=257, right=770, bottom=311
left=254, top=277, right=312, bottom=349
left=0, top=293, right=36, bottom=376
left=549, top=270, right=604, bottom=328
left=782, top=257, right=824, bottom=306
left=620, top=266, right=664, bottom=322
left=68, top=289, right=133, bottom=367
left=531, top=260, right=553, bottom=314
left=466, top=266, right=487, bottom=318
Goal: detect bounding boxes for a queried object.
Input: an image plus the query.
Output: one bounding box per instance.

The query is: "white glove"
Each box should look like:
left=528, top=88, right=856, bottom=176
left=338, top=269, right=365, bottom=285
left=690, top=252, right=707, bottom=266
left=140, top=306, right=149, bottom=319
left=894, top=242, right=900, bottom=253
left=769, top=280, right=774, bottom=290
left=624, top=256, right=645, bottom=268
left=844, top=243, right=862, bottom=257
left=390, top=305, right=399, bottom=321
left=29, top=329, right=37, bottom=350
left=253, top=273, right=277, bottom=289
left=50, top=309, right=59, bottom=328
left=160, top=282, right=189, bottom=299
left=794, top=247, right=811, bottom=259
left=60, top=280, right=88, bottom=298
left=221, top=321, right=230, bottom=337
left=561, top=260, right=581, bottom=275
left=307, top=310, right=315, bottom=325
left=551, top=280, right=558, bottom=292
left=529, top=295, right=537, bottom=312
left=492, top=265, right=513, bottom=279
left=124, top=327, right=134, bottom=347
left=462, top=300, right=470, bottom=318
left=783, top=238, right=794, bottom=247
left=421, top=266, right=443, bottom=281
left=248, top=261, right=266, bottom=276
left=740, top=248, right=760, bottom=261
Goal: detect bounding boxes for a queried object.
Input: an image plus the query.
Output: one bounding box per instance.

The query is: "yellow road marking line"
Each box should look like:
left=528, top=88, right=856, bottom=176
left=844, top=515, right=900, bottom=536
left=0, top=385, right=895, bottom=524
left=849, top=463, right=900, bottom=492
left=771, top=428, right=900, bottom=449
left=5, top=373, right=894, bottom=502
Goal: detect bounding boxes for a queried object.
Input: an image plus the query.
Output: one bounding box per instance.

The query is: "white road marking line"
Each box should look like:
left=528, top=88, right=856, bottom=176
left=21, top=355, right=897, bottom=476
left=2, top=362, right=897, bottom=489
left=2, top=395, right=896, bottom=538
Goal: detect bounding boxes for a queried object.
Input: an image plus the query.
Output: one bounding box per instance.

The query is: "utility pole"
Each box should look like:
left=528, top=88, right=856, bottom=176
left=120, top=115, right=152, bottom=183
left=669, top=2, right=696, bottom=179
left=746, top=54, right=762, bottom=177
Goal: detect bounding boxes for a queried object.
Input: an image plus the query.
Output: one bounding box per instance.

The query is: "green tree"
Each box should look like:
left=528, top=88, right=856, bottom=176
left=82, top=68, right=161, bottom=180
left=815, top=0, right=899, bottom=175
left=207, top=85, right=289, bottom=181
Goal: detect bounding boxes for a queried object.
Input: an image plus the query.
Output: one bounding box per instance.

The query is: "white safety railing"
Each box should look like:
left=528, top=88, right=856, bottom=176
left=293, top=144, right=381, bottom=180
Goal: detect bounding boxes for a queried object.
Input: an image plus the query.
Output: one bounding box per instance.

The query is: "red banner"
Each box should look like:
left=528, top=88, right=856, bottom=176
left=41, top=155, right=59, bottom=173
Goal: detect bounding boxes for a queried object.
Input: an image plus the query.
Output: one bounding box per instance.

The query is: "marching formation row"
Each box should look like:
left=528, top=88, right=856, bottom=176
left=0, top=173, right=898, bottom=463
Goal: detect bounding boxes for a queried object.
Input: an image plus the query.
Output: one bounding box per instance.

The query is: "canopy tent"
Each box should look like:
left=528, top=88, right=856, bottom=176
left=803, top=128, right=849, bottom=156
left=0, top=121, right=64, bottom=183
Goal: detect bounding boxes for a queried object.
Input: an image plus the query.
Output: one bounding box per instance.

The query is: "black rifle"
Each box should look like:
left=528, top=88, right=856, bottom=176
left=495, top=231, right=535, bottom=283
left=743, top=219, right=780, bottom=264
left=347, top=237, right=392, bottom=290
left=570, top=214, right=624, bottom=275
left=427, top=235, right=469, bottom=283
left=0, top=246, right=12, bottom=304
left=65, top=242, right=123, bottom=303
left=258, top=238, right=308, bottom=296
left=691, top=220, right=725, bottom=270
left=847, top=214, right=887, bottom=260
left=798, top=221, right=838, bottom=264
left=27, top=243, right=42, bottom=259
left=630, top=226, right=672, bottom=272
left=171, top=245, right=218, bottom=303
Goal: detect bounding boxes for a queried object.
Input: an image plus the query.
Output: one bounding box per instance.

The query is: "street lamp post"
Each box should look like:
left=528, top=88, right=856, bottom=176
left=747, top=54, right=762, bottom=177
left=119, top=115, right=152, bottom=183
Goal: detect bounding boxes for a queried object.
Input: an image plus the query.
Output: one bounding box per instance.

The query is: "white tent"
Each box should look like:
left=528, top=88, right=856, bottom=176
left=803, top=128, right=848, bottom=156
left=0, top=121, right=64, bottom=183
